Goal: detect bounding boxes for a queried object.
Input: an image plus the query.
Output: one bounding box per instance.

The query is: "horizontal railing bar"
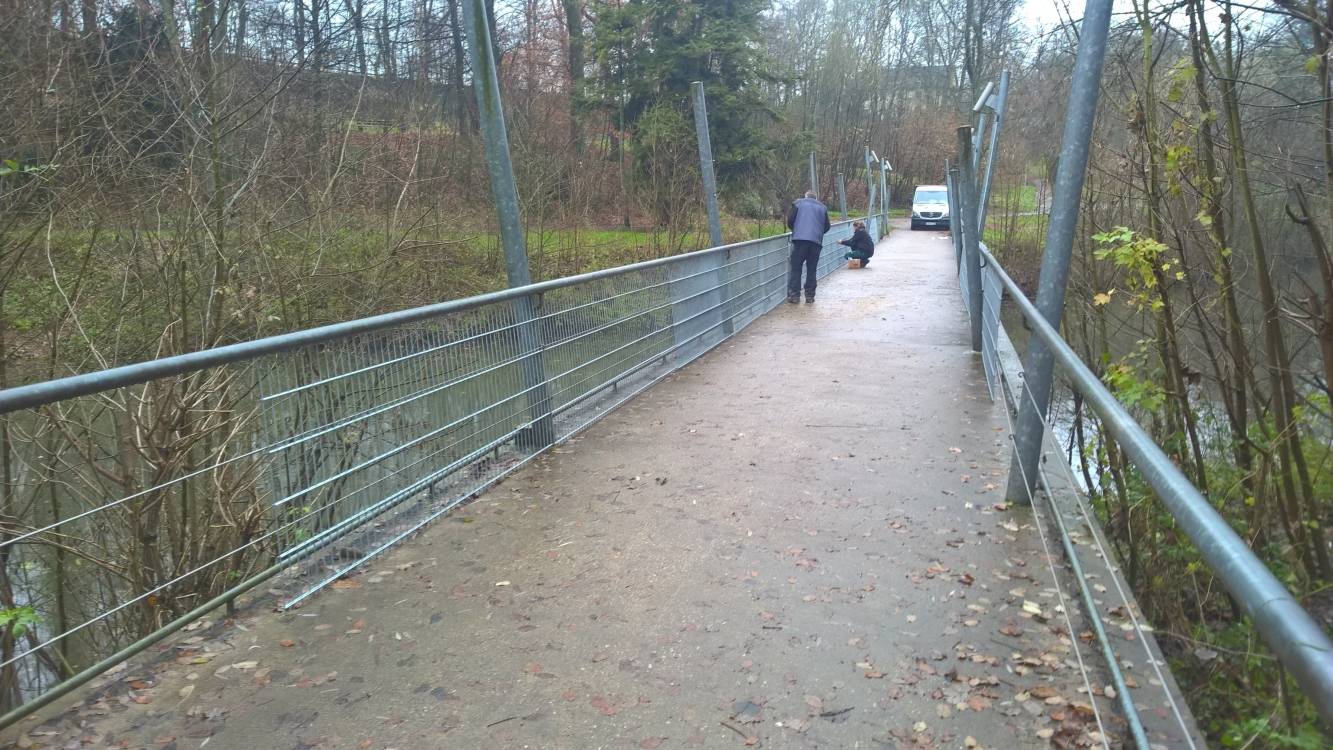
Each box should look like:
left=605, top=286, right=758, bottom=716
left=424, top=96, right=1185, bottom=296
left=978, top=242, right=1333, bottom=725
left=269, top=240, right=791, bottom=454
left=0, top=217, right=876, bottom=730
left=281, top=250, right=797, bottom=560
left=0, top=443, right=268, bottom=551
left=273, top=243, right=797, bottom=509
left=0, top=221, right=864, bottom=414
left=0, top=559, right=285, bottom=730
left=281, top=258, right=803, bottom=610
left=279, top=420, right=531, bottom=560
left=548, top=263, right=791, bottom=420
left=267, top=344, right=532, bottom=455
left=260, top=235, right=791, bottom=403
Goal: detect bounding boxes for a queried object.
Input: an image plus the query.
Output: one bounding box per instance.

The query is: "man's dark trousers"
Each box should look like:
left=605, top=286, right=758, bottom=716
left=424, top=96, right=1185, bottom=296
left=788, top=240, right=822, bottom=299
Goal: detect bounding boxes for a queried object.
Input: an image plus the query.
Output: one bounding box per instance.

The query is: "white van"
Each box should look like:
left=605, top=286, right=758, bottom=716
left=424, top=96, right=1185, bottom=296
left=910, top=185, right=950, bottom=230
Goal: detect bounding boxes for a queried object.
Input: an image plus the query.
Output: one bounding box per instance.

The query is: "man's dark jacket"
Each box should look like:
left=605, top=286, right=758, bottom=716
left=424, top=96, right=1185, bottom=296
left=787, top=197, right=831, bottom=243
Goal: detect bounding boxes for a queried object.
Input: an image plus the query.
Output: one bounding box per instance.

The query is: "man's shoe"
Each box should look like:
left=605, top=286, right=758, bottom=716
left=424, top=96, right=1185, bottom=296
left=787, top=295, right=799, bottom=304
left=805, top=296, right=815, bottom=304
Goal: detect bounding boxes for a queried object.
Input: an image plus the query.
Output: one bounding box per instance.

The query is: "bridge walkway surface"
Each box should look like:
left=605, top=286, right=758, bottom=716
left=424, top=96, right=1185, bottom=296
left=4, top=223, right=1120, bottom=749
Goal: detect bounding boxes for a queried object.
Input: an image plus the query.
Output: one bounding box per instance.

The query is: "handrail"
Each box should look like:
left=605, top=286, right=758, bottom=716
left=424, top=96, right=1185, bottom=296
left=0, top=214, right=883, bottom=729
left=0, top=219, right=865, bottom=414
left=977, top=242, right=1333, bottom=727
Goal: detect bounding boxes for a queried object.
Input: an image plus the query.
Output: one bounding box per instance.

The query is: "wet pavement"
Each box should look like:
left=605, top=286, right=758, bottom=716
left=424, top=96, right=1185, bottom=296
left=2, top=223, right=1121, bottom=749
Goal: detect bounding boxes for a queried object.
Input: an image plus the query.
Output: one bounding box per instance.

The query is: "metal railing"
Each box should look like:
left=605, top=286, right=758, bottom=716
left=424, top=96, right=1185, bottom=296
left=0, top=215, right=881, bottom=725
left=948, top=1, right=1333, bottom=739
left=950, top=213, right=1333, bottom=740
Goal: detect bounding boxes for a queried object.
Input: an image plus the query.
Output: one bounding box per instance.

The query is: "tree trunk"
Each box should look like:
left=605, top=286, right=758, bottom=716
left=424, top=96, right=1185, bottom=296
left=294, top=0, right=306, bottom=66
left=562, top=0, right=584, bottom=153
left=1201, top=3, right=1331, bottom=578
left=346, top=0, right=368, bottom=77
left=447, top=0, right=471, bottom=131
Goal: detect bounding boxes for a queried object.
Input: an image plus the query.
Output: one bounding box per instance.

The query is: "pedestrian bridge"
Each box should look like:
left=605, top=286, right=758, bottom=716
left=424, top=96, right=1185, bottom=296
left=0, top=219, right=1233, bottom=749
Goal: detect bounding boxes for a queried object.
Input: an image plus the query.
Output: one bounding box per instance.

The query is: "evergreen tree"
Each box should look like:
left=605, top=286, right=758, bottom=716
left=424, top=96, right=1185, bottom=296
left=590, top=0, right=778, bottom=189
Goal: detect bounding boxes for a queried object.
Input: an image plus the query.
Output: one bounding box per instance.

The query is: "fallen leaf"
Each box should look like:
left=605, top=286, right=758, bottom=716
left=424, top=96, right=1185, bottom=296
left=279, top=639, right=296, bottom=648
left=640, top=738, right=664, bottom=749
left=590, top=695, right=618, bottom=716
left=1030, top=686, right=1059, bottom=699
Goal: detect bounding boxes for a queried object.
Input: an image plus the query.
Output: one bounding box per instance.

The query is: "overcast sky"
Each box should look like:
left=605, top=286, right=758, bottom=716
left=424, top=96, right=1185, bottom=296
left=1017, top=0, right=1078, bottom=32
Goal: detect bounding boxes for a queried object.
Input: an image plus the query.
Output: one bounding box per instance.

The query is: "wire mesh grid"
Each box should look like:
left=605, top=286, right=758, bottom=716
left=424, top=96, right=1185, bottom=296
left=963, top=240, right=1214, bottom=746
left=0, top=361, right=271, bottom=705
left=0, top=218, right=875, bottom=714
left=979, top=257, right=1004, bottom=399
left=270, top=224, right=858, bottom=604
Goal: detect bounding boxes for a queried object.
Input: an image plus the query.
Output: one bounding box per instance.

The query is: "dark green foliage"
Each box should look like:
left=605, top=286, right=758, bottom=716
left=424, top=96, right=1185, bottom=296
left=589, top=0, right=778, bottom=188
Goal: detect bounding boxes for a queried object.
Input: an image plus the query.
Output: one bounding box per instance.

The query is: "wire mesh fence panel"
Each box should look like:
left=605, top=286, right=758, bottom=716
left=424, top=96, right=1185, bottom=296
left=0, top=363, right=274, bottom=711
left=0, top=216, right=883, bottom=719
left=968, top=239, right=1333, bottom=738
left=979, top=258, right=1004, bottom=399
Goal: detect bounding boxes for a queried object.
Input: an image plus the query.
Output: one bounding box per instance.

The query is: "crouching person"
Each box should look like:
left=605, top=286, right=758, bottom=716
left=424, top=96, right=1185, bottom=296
left=839, top=221, right=874, bottom=267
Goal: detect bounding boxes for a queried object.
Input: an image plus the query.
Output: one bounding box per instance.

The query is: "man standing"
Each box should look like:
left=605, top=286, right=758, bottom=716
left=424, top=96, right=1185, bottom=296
left=786, top=191, right=831, bottom=304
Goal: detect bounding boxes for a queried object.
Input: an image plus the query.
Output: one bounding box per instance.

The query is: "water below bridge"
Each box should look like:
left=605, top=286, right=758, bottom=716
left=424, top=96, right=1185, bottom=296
left=4, top=223, right=1135, bottom=749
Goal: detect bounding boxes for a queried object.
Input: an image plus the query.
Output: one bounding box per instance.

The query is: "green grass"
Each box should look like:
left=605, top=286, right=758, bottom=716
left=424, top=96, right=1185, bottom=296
left=983, top=212, right=1046, bottom=247
left=988, top=183, right=1040, bottom=214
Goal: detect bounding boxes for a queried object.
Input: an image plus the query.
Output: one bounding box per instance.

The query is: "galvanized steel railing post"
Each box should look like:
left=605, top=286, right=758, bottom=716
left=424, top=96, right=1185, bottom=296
left=945, top=161, right=962, bottom=270
left=691, top=82, right=723, bottom=248
left=1005, top=0, right=1113, bottom=504
left=956, top=130, right=983, bottom=353
left=461, top=0, right=554, bottom=448
left=977, top=71, right=1009, bottom=230
left=690, top=82, right=732, bottom=336
left=836, top=173, right=847, bottom=219
left=864, top=146, right=875, bottom=217
left=971, top=80, right=993, bottom=177
left=882, top=161, right=892, bottom=235
left=879, top=162, right=888, bottom=223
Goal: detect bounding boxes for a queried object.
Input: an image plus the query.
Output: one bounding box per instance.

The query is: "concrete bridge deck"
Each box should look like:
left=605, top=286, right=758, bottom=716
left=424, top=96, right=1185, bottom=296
left=4, top=224, right=1120, bottom=749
